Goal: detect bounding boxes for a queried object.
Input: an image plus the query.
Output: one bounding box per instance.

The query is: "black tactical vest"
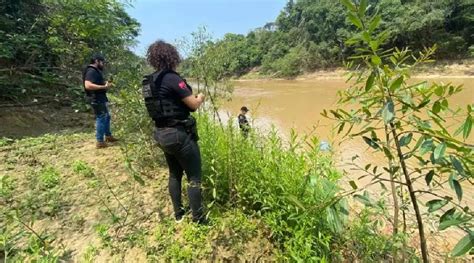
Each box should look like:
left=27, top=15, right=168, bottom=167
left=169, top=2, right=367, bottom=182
left=82, top=65, right=106, bottom=103
left=142, top=70, right=190, bottom=124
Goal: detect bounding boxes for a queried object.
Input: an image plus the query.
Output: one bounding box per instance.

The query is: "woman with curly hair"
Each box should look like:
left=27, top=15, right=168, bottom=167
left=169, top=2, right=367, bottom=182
left=144, top=40, right=206, bottom=224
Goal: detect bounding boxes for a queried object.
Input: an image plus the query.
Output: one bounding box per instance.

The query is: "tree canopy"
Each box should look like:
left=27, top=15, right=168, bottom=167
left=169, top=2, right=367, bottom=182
left=182, top=0, right=474, bottom=78
left=0, top=0, right=140, bottom=101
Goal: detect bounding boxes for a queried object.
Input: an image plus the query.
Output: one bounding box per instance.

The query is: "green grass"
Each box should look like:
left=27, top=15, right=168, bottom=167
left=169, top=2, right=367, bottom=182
left=72, top=160, right=95, bottom=178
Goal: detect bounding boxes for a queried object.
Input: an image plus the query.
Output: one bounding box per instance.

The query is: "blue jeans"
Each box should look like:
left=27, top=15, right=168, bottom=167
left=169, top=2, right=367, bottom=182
left=92, top=102, right=111, bottom=142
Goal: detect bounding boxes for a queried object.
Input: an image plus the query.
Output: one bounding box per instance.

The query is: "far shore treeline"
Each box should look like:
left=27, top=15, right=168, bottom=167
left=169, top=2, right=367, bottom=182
left=181, top=0, right=473, bottom=77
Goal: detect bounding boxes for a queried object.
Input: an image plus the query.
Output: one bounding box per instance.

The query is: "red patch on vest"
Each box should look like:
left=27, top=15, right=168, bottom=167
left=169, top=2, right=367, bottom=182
left=178, top=81, right=187, bottom=89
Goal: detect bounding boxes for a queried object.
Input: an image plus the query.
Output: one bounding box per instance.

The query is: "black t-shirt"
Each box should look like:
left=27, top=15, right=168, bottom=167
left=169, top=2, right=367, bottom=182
left=238, top=114, right=249, bottom=130
left=158, top=72, right=193, bottom=115
left=84, top=66, right=108, bottom=103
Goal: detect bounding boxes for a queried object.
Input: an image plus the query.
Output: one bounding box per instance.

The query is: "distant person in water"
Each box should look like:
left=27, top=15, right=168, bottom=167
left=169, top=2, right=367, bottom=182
left=82, top=54, right=119, bottom=148
left=238, top=106, right=250, bottom=137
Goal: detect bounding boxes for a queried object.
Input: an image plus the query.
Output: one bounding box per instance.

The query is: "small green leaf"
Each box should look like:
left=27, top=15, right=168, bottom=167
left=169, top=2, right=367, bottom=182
left=439, top=216, right=471, bottom=230
left=359, top=0, right=368, bottom=17
left=426, top=199, right=448, bottom=213
left=417, top=99, right=431, bottom=109
left=432, top=101, right=441, bottom=114
left=338, top=122, right=345, bottom=134
left=365, top=72, right=375, bottom=91
left=348, top=13, right=363, bottom=29
left=389, top=76, right=403, bottom=92
left=382, top=146, right=394, bottom=160
left=287, top=195, right=305, bottom=210
left=420, top=138, right=433, bottom=155
left=452, top=179, right=463, bottom=202
left=433, top=142, right=446, bottom=161
left=412, top=135, right=425, bottom=152
left=340, top=0, right=357, bottom=12
left=133, top=174, right=145, bottom=186
left=330, top=110, right=342, bottom=119
left=369, top=15, right=381, bottom=32
left=369, top=40, right=379, bottom=52
left=399, top=133, right=413, bottom=147
left=451, top=233, right=474, bottom=257
left=425, top=170, right=435, bottom=186
left=321, top=109, right=328, bottom=117
left=441, top=99, right=448, bottom=109
left=440, top=208, right=456, bottom=223
left=362, top=136, right=380, bottom=149
left=362, top=32, right=371, bottom=42
left=463, top=115, right=472, bottom=140
left=349, top=180, right=358, bottom=190
left=450, top=156, right=465, bottom=177
left=382, top=100, right=395, bottom=124
left=434, top=85, right=444, bottom=97
left=371, top=55, right=381, bottom=65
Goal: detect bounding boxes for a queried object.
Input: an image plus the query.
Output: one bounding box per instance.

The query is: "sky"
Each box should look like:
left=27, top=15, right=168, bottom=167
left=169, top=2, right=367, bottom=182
left=126, top=0, right=287, bottom=55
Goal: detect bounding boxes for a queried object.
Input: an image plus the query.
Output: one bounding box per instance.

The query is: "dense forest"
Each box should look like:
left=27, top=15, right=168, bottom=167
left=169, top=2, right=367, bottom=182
left=182, top=0, right=474, bottom=77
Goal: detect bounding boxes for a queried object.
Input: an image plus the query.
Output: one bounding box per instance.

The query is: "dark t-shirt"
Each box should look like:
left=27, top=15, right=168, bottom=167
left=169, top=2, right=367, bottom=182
left=157, top=72, right=193, bottom=117
left=238, top=114, right=249, bottom=130
left=84, top=66, right=108, bottom=103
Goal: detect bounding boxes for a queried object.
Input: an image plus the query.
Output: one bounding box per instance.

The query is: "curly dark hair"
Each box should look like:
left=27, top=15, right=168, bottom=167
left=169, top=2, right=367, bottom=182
left=146, top=40, right=181, bottom=71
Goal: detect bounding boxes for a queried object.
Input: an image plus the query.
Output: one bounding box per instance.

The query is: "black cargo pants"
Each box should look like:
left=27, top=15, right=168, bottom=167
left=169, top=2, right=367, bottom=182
left=153, top=123, right=203, bottom=222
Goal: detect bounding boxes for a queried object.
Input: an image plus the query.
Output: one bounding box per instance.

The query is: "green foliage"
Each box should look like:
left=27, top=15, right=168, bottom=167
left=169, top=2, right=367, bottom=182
left=262, top=45, right=304, bottom=77
left=72, top=160, right=95, bottom=178
left=94, top=223, right=113, bottom=248
left=39, top=166, right=60, bottom=189
left=338, top=208, right=417, bottom=262
left=196, top=114, right=349, bottom=260
left=182, top=0, right=473, bottom=77
left=0, top=0, right=139, bottom=102
left=328, top=0, right=474, bottom=260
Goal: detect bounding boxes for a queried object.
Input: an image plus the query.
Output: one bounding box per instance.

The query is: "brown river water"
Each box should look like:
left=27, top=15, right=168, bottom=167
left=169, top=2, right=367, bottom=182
left=221, top=76, right=474, bottom=256
left=222, top=77, right=473, bottom=167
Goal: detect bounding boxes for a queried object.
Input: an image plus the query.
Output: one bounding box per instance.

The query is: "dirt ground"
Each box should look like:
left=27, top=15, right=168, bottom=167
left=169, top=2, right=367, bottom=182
left=0, top=102, right=92, bottom=138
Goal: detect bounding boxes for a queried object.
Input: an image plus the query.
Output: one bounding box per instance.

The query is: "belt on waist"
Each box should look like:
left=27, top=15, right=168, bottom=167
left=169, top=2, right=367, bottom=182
left=155, top=119, right=187, bottom=128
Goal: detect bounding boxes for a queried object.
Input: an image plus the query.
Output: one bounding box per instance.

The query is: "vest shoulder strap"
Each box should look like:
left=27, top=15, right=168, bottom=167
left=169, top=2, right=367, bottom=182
left=151, top=69, right=179, bottom=89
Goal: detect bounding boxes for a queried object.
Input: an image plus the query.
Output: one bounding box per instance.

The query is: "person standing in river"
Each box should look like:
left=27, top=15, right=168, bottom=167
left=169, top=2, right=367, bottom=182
left=83, top=54, right=119, bottom=148
left=143, top=40, right=207, bottom=224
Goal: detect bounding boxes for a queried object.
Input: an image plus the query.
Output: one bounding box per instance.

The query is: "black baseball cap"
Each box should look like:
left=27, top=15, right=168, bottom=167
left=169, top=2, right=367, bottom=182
left=241, top=106, right=249, bottom=112
left=90, top=53, right=105, bottom=63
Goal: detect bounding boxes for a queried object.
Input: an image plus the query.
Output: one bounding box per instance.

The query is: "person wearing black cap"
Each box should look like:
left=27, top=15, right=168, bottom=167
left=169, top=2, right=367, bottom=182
left=238, top=106, right=250, bottom=137
left=83, top=54, right=118, bottom=148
